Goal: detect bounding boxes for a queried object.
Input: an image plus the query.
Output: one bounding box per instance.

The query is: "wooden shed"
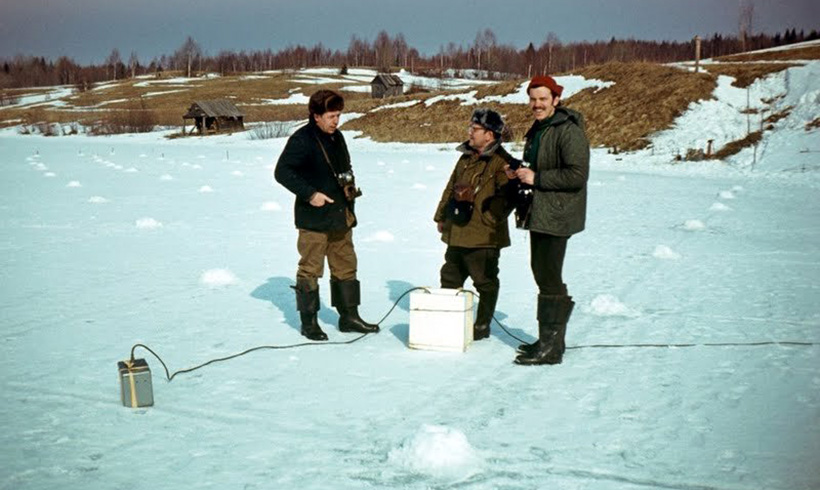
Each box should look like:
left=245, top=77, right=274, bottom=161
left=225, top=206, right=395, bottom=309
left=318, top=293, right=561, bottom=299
left=183, top=99, right=244, bottom=135
left=370, top=74, right=404, bottom=98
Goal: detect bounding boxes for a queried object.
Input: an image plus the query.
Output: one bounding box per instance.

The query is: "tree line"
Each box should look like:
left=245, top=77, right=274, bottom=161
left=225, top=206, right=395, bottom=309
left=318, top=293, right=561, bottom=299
left=1, top=28, right=817, bottom=90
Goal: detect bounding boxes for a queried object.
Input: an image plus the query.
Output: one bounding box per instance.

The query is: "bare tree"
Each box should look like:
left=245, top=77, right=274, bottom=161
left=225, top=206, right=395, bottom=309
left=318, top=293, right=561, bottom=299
left=175, top=36, right=202, bottom=77
left=739, top=0, right=755, bottom=52
left=374, top=30, right=394, bottom=71
left=544, top=32, right=561, bottom=73
left=106, top=49, right=121, bottom=80
left=128, top=51, right=139, bottom=79
left=393, top=33, right=409, bottom=68
left=473, top=28, right=497, bottom=73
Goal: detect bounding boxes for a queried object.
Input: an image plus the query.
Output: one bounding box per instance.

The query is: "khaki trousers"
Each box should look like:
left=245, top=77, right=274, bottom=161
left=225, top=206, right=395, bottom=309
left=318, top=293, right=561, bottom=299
left=296, top=228, right=357, bottom=288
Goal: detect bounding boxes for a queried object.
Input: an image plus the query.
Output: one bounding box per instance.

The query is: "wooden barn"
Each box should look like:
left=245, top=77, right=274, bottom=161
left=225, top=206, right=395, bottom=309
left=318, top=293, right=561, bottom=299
left=183, top=99, right=245, bottom=135
left=370, top=74, right=404, bottom=98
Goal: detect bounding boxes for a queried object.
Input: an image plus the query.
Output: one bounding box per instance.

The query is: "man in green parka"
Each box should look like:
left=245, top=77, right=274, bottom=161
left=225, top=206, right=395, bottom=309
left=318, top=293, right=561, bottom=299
left=508, top=75, right=590, bottom=365
left=434, top=109, right=515, bottom=341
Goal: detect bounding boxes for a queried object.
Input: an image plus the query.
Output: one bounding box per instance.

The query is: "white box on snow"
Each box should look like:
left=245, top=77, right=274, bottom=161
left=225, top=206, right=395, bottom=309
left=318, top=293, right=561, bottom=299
left=408, top=288, right=474, bottom=352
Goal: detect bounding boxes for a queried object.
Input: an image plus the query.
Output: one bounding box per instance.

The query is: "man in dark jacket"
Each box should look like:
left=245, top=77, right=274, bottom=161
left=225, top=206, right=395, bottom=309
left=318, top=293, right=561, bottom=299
left=434, top=109, right=514, bottom=341
left=274, top=89, right=378, bottom=341
left=508, top=75, right=590, bottom=365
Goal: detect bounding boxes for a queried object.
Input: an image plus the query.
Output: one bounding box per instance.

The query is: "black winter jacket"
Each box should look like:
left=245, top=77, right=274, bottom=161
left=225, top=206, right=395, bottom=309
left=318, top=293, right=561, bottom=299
left=274, top=121, right=356, bottom=232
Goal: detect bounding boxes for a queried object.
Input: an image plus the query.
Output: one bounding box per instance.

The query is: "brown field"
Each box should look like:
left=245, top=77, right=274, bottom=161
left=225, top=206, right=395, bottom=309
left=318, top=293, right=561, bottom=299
left=564, top=62, right=716, bottom=150
left=0, top=55, right=807, bottom=148
left=705, top=62, right=799, bottom=88
left=716, top=44, right=820, bottom=62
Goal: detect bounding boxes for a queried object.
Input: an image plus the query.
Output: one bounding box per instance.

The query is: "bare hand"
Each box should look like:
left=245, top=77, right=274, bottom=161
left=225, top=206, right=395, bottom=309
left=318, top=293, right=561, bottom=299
left=309, top=192, right=334, bottom=207
left=515, top=168, right=535, bottom=186
left=437, top=221, right=443, bottom=233
left=503, top=164, right=517, bottom=180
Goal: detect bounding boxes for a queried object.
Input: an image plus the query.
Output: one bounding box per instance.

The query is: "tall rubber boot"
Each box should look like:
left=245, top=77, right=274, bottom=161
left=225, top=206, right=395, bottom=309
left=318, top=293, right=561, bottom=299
left=517, top=284, right=569, bottom=355
left=514, top=295, right=574, bottom=365
left=331, top=279, right=379, bottom=334
left=473, top=289, right=498, bottom=341
left=293, top=280, right=327, bottom=341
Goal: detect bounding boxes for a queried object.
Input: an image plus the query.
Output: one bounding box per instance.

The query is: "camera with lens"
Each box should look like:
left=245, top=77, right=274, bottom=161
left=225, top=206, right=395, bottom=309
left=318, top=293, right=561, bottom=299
left=337, top=170, right=362, bottom=202
left=507, top=158, right=533, bottom=229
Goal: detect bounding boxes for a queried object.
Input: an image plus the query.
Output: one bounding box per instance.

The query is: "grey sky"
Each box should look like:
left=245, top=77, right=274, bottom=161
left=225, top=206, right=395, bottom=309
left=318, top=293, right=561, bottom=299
left=0, top=0, right=817, bottom=64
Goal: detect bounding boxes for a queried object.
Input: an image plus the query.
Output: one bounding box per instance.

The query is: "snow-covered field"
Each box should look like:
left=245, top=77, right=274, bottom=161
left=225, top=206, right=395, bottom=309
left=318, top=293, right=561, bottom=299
left=1, top=60, right=819, bottom=490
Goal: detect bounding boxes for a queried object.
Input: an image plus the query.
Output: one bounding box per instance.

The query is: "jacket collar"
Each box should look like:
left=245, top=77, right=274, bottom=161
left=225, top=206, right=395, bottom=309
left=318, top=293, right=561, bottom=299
left=524, top=106, right=577, bottom=139
left=456, top=138, right=501, bottom=159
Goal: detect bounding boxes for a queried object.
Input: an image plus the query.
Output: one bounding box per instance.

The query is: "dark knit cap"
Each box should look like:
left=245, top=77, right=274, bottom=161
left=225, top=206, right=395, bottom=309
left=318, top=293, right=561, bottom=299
left=471, top=108, right=505, bottom=137
left=527, top=75, right=564, bottom=98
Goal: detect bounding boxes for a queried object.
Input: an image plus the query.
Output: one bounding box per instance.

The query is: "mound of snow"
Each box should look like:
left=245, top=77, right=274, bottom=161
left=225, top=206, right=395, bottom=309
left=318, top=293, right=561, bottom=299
left=66, top=181, right=81, bottom=188
left=160, top=174, right=174, bottom=181
left=719, top=190, right=736, bottom=199
left=387, top=425, right=482, bottom=481
left=88, top=196, right=108, bottom=204
left=653, top=245, right=681, bottom=260
left=683, top=219, right=706, bottom=231
left=198, top=186, right=214, bottom=193
left=135, top=217, right=162, bottom=229
left=710, top=202, right=732, bottom=212
left=200, top=268, right=238, bottom=287
left=588, top=294, right=640, bottom=317
left=412, top=183, right=427, bottom=190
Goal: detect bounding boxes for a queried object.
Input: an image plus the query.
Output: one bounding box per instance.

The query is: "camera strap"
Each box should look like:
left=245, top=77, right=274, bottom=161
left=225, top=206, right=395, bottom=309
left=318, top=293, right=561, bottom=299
left=314, top=134, right=341, bottom=179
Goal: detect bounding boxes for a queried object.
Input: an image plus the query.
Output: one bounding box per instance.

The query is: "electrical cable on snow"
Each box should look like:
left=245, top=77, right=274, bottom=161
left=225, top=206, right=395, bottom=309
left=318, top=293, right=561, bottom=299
left=130, top=286, right=432, bottom=382
left=130, top=286, right=818, bottom=381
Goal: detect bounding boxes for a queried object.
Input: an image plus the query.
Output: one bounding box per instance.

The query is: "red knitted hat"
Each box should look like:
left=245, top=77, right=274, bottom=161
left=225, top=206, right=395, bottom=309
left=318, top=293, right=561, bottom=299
left=527, top=75, right=563, bottom=98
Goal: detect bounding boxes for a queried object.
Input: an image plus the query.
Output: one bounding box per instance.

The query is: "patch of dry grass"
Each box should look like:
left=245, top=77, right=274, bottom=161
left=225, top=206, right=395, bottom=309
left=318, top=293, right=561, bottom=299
left=473, top=80, right=523, bottom=99
left=764, top=107, right=793, bottom=125
left=806, top=117, right=820, bottom=131
left=705, top=63, right=798, bottom=88
left=716, top=44, right=820, bottom=62
left=564, top=62, right=716, bottom=150
left=712, top=130, right=763, bottom=159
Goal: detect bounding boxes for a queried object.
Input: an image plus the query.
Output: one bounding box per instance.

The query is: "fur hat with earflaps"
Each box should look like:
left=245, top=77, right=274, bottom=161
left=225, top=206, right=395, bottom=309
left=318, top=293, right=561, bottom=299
left=471, top=108, right=505, bottom=138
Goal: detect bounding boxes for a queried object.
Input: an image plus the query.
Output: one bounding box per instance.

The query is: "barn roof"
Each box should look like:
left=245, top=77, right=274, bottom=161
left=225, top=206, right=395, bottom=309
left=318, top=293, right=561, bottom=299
left=371, top=74, right=403, bottom=87
left=184, top=99, right=244, bottom=118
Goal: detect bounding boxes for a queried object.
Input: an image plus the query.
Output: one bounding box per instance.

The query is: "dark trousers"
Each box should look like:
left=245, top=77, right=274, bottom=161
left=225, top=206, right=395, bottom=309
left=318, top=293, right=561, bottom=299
left=440, top=247, right=500, bottom=297
left=530, top=232, right=568, bottom=296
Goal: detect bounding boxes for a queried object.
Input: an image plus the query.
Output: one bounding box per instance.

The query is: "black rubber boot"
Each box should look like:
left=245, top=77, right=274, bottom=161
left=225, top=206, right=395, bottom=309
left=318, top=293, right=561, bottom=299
left=514, top=295, right=573, bottom=365
left=331, top=279, right=379, bottom=334
left=517, top=285, right=570, bottom=355
left=293, top=281, right=327, bottom=341
left=473, top=289, right=498, bottom=341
